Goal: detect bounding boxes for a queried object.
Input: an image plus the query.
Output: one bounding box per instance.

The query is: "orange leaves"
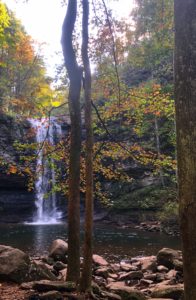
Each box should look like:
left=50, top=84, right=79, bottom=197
left=14, top=33, right=34, bottom=64
left=8, top=165, right=17, bottom=174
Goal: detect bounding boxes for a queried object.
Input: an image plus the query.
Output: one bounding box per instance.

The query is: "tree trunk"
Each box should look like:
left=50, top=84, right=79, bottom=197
left=175, top=1, right=196, bottom=299
left=61, top=0, right=82, bottom=284
left=154, top=116, right=164, bottom=187
left=80, top=0, right=94, bottom=292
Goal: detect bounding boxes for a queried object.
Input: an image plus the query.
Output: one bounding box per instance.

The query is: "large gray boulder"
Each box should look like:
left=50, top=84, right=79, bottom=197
left=0, top=245, right=30, bottom=283
left=32, top=280, right=76, bottom=292
left=139, top=256, right=157, bottom=272
left=119, top=271, right=143, bottom=281
left=28, top=261, right=57, bottom=281
left=157, top=248, right=182, bottom=270
left=93, top=254, right=109, bottom=266
left=107, top=283, right=146, bottom=300
left=49, top=239, right=68, bottom=262
left=151, top=284, right=184, bottom=300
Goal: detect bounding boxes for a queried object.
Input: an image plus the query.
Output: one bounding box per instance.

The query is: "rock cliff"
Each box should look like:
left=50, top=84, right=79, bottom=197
left=0, top=114, right=35, bottom=222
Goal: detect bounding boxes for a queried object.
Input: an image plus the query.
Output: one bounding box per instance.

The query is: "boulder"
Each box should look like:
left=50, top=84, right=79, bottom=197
left=29, top=294, right=40, bottom=300
left=95, top=267, right=110, bottom=278
left=53, top=261, right=67, bottom=272
left=157, top=248, right=182, bottom=270
left=111, top=263, right=121, bottom=272
left=49, top=239, right=68, bottom=262
left=140, top=279, right=153, bottom=287
left=107, top=284, right=146, bottom=300
left=119, top=271, right=143, bottom=281
left=28, top=261, right=57, bottom=281
left=144, top=273, right=156, bottom=282
left=93, top=254, right=109, bottom=266
left=166, top=270, right=177, bottom=280
left=39, top=291, right=64, bottom=300
left=92, top=281, right=102, bottom=296
left=139, top=256, right=157, bottom=272
left=101, top=291, right=122, bottom=300
left=109, top=273, right=119, bottom=280
left=156, top=273, right=166, bottom=283
left=151, top=284, right=184, bottom=300
left=173, top=259, right=183, bottom=272
left=107, top=282, right=126, bottom=289
left=0, top=245, right=30, bottom=283
left=120, top=262, right=138, bottom=272
left=42, top=256, right=55, bottom=266
left=32, top=280, right=76, bottom=292
left=21, top=281, right=35, bottom=290
left=157, top=265, right=169, bottom=273
left=58, top=268, right=67, bottom=281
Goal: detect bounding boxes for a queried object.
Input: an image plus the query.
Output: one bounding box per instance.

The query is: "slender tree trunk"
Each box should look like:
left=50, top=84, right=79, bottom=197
left=61, top=0, right=82, bottom=283
left=154, top=116, right=164, bottom=187
left=80, top=0, right=94, bottom=292
left=175, top=1, right=196, bottom=299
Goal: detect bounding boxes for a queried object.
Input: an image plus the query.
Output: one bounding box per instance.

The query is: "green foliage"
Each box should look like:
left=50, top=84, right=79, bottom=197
left=111, top=185, right=166, bottom=210
left=0, top=6, right=65, bottom=117
left=1, top=0, right=178, bottom=217
left=159, top=200, right=178, bottom=222
left=120, top=0, right=174, bottom=86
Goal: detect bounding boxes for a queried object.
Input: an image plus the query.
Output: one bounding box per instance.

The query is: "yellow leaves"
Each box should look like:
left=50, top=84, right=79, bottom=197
left=51, top=100, right=62, bottom=107
left=24, top=167, right=31, bottom=175
left=0, top=2, right=10, bottom=39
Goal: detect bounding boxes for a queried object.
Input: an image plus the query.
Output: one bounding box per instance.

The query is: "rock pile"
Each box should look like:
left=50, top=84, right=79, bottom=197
left=0, top=241, right=184, bottom=300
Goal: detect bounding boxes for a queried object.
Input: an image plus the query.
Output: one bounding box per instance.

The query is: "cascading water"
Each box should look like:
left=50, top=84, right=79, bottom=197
left=30, top=118, right=62, bottom=224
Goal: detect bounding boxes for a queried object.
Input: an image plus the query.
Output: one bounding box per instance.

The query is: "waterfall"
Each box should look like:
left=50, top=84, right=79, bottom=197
left=30, top=117, right=62, bottom=224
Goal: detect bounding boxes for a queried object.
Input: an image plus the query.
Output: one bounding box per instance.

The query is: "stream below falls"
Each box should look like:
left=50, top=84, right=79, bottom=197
left=0, top=223, right=181, bottom=262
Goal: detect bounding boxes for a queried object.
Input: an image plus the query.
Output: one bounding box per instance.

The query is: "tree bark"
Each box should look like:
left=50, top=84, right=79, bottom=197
left=175, top=1, right=196, bottom=299
left=61, top=0, right=82, bottom=284
left=154, top=116, right=164, bottom=187
left=80, top=0, right=94, bottom=292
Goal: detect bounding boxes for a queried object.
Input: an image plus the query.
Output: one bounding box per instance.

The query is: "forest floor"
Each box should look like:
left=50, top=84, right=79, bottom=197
left=0, top=282, right=31, bottom=300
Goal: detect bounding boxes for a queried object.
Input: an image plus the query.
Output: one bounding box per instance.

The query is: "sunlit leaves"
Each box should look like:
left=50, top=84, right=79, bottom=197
left=0, top=2, right=9, bottom=46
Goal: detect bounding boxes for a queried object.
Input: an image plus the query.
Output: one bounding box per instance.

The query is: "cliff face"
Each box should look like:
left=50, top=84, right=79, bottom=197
left=0, top=114, right=35, bottom=222
left=0, top=114, right=173, bottom=224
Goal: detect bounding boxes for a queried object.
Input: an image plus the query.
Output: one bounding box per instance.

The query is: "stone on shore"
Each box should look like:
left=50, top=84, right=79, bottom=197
left=119, top=270, right=143, bottom=281
left=151, top=284, right=184, bottom=300
left=101, top=291, right=122, bottom=300
left=120, top=262, right=138, bottom=272
left=93, top=254, right=109, bottom=266
left=0, top=245, right=30, bottom=283
left=139, top=256, right=157, bottom=272
left=49, top=239, right=68, bottom=262
left=107, top=283, right=146, bottom=300
left=39, top=291, right=64, bottom=300
left=32, top=280, right=76, bottom=292
left=28, top=261, right=57, bottom=281
left=157, top=248, right=182, bottom=270
left=53, top=261, right=67, bottom=272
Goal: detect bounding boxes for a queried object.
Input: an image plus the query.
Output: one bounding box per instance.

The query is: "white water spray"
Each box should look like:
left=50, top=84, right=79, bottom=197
left=30, top=118, right=62, bottom=224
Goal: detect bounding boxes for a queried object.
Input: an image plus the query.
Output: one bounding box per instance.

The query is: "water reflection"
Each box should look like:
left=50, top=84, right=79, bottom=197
left=0, top=223, right=181, bottom=261
left=28, top=224, right=68, bottom=255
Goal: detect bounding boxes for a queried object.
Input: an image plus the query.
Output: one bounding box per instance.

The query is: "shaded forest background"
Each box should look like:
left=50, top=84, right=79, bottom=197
left=0, top=0, right=177, bottom=223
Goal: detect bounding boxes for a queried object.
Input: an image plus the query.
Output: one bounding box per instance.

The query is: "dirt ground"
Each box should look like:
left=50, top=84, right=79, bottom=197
left=0, top=283, right=31, bottom=300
